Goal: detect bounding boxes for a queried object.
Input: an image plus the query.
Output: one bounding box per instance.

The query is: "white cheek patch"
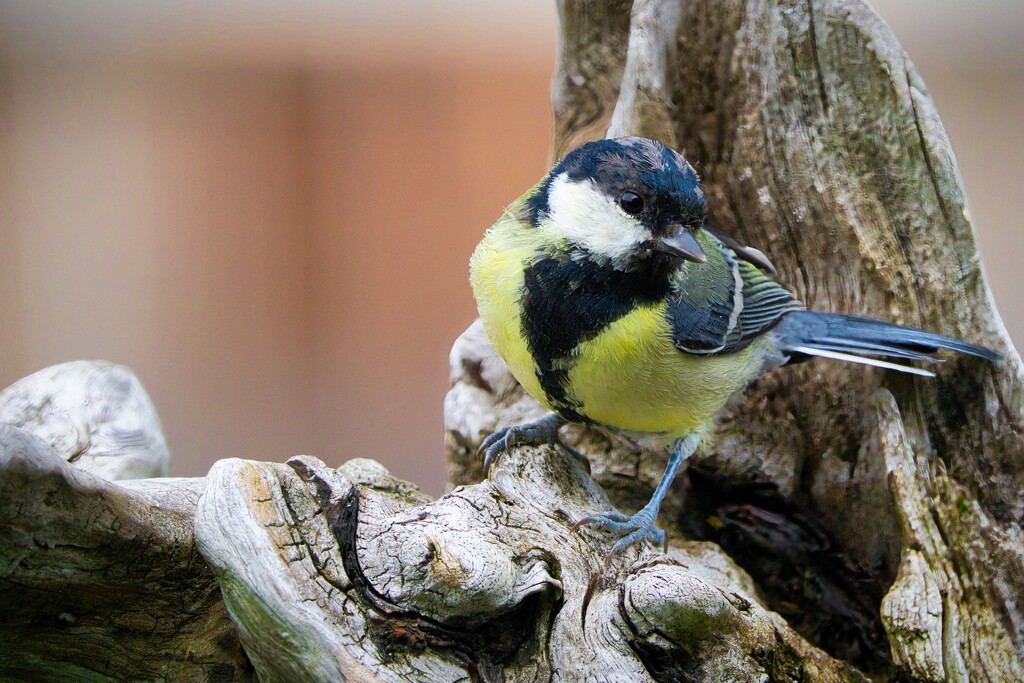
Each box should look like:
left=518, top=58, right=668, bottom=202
left=543, top=173, right=648, bottom=261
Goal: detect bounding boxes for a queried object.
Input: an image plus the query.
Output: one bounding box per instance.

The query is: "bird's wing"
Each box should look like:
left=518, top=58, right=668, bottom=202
left=668, top=232, right=803, bottom=355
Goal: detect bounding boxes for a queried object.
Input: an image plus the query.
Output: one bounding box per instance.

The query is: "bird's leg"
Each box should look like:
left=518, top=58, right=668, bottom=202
left=478, top=412, right=590, bottom=475
left=574, top=433, right=699, bottom=554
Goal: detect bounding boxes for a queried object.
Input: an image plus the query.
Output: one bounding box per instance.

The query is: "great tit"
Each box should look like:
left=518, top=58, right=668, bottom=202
left=469, top=136, right=999, bottom=554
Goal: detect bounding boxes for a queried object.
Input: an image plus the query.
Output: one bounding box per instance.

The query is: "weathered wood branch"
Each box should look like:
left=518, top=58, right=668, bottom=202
left=2, top=1, right=1022, bottom=681
left=0, top=424, right=246, bottom=681
left=0, top=361, right=170, bottom=480
left=1, top=402, right=862, bottom=682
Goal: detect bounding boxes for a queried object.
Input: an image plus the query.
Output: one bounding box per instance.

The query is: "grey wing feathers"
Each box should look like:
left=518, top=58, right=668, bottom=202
left=733, top=261, right=804, bottom=345
left=669, top=237, right=802, bottom=356
left=670, top=232, right=1000, bottom=372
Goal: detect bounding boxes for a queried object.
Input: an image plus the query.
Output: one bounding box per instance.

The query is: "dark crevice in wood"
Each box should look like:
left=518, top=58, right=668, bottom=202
left=680, top=470, right=895, bottom=679
left=806, top=0, right=830, bottom=116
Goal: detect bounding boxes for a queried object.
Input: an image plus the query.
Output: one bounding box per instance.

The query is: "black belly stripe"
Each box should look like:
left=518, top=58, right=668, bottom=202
left=520, top=254, right=675, bottom=421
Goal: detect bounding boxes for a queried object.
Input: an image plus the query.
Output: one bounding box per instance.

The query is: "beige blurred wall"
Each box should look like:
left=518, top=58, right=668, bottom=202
left=2, top=62, right=317, bottom=472
left=0, top=59, right=553, bottom=492
left=304, top=66, right=553, bottom=490
left=924, top=66, right=1024, bottom=336
left=1, top=2, right=1022, bottom=494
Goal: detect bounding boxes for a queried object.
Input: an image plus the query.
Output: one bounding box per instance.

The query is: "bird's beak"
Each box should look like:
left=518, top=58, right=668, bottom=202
left=654, top=225, right=707, bottom=263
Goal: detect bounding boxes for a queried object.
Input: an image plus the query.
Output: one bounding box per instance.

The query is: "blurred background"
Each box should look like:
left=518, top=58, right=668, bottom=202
left=0, top=1, right=1022, bottom=494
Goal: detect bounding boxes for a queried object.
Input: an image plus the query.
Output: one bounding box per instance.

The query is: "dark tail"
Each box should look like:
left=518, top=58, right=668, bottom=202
left=775, top=311, right=1000, bottom=377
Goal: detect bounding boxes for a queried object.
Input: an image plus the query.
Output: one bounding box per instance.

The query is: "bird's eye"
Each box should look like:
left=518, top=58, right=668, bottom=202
left=619, top=192, right=644, bottom=215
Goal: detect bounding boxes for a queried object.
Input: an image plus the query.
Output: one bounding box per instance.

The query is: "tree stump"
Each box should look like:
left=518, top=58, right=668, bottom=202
left=2, top=2, right=1022, bottom=681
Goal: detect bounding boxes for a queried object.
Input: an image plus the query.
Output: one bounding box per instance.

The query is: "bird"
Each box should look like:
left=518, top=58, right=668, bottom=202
left=469, top=136, right=999, bottom=555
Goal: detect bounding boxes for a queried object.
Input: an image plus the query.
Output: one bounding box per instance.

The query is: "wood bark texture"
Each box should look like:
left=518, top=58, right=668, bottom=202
left=1, top=2, right=1022, bottom=682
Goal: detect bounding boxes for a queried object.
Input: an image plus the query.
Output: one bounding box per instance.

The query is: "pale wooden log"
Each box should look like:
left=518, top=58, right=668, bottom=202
left=0, top=360, right=170, bottom=480
left=0, top=425, right=248, bottom=681
left=191, top=444, right=863, bottom=681
left=1, top=365, right=863, bottom=681
left=605, top=0, right=681, bottom=146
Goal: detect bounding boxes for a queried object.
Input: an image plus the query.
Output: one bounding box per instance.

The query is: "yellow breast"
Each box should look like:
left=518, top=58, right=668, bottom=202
left=470, top=211, right=767, bottom=439
left=567, top=303, right=767, bottom=437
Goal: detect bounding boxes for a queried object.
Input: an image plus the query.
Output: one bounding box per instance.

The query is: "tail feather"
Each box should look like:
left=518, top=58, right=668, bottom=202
left=776, top=311, right=1000, bottom=376
left=810, top=337, right=941, bottom=362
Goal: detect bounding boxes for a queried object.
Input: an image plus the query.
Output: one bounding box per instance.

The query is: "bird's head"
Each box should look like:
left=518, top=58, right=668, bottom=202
left=528, top=137, right=708, bottom=270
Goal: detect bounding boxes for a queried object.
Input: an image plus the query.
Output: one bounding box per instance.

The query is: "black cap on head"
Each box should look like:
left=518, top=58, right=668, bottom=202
left=529, top=137, right=707, bottom=235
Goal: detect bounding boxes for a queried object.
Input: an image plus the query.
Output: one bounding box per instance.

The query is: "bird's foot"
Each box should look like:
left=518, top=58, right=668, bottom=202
left=478, top=413, right=590, bottom=475
left=574, top=507, right=666, bottom=555
left=575, top=434, right=696, bottom=557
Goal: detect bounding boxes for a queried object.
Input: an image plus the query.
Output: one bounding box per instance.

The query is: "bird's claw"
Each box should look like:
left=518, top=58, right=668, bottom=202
left=478, top=425, right=522, bottom=474
left=477, top=415, right=590, bottom=475
left=574, top=508, right=667, bottom=554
